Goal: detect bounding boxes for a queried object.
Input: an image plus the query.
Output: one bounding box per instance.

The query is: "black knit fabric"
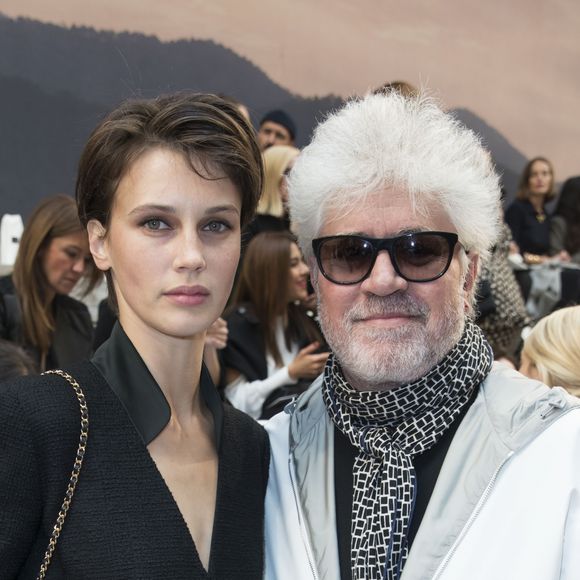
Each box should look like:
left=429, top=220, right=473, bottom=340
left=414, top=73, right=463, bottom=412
left=0, top=362, right=269, bottom=579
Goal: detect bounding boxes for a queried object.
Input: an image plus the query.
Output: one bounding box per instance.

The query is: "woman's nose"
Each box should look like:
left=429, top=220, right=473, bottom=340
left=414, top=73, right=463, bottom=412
left=72, top=256, right=87, bottom=274
left=172, top=232, right=206, bottom=272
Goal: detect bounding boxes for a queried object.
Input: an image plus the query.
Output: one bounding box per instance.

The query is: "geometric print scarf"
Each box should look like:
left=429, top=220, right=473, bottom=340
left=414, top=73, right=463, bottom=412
left=322, top=321, right=493, bottom=580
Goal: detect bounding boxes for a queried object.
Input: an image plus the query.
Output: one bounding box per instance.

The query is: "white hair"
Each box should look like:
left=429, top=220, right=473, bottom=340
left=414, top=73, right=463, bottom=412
left=288, top=92, right=502, bottom=263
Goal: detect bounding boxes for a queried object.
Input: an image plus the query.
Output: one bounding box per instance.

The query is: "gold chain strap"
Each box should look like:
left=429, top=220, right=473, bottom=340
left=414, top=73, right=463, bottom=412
left=36, top=370, right=89, bottom=580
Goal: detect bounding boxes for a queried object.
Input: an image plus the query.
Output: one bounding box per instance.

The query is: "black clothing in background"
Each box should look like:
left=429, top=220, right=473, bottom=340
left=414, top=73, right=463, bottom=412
left=334, top=387, right=478, bottom=580
left=242, top=214, right=290, bottom=250
left=0, top=275, right=93, bottom=370
left=505, top=199, right=551, bottom=255
left=221, top=304, right=325, bottom=419
left=0, top=323, right=269, bottom=579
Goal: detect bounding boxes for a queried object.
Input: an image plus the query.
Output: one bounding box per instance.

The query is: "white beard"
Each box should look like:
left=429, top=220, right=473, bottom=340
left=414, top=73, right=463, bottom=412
left=318, top=290, right=465, bottom=391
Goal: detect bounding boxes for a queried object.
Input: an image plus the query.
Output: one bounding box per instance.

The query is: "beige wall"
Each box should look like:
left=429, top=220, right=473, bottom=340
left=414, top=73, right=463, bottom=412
left=3, top=0, right=579, bottom=182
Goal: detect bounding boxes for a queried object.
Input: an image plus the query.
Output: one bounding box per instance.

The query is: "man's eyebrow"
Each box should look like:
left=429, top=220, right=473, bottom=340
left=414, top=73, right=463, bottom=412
left=332, top=227, right=429, bottom=237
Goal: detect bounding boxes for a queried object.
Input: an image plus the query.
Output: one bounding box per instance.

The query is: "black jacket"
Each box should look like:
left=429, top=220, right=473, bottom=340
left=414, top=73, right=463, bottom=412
left=221, top=305, right=325, bottom=419
left=0, top=325, right=269, bottom=579
left=505, top=199, right=551, bottom=255
left=0, top=276, right=93, bottom=370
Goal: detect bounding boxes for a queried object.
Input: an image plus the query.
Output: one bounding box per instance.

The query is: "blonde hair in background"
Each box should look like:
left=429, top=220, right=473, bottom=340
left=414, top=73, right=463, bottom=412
left=258, top=145, right=300, bottom=217
left=522, top=305, right=580, bottom=396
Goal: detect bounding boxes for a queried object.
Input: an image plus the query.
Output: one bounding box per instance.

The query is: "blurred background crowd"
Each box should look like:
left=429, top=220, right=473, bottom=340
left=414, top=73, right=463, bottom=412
left=1, top=82, right=580, bottom=415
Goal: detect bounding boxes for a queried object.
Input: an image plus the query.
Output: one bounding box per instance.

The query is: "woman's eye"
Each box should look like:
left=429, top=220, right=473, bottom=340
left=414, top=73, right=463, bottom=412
left=203, top=220, right=230, bottom=233
left=143, top=218, right=169, bottom=231
left=65, top=249, right=79, bottom=260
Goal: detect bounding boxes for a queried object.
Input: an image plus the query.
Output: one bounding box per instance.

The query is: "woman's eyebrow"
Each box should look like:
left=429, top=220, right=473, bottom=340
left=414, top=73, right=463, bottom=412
left=204, top=204, right=240, bottom=215
left=128, top=204, right=176, bottom=216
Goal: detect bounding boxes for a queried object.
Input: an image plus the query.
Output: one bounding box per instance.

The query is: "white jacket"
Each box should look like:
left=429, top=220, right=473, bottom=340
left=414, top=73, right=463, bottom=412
left=265, top=364, right=580, bottom=579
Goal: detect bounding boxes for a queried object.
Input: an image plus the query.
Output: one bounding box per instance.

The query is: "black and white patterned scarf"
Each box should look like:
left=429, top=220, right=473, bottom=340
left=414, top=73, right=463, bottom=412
left=322, top=320, right=493, bottom=580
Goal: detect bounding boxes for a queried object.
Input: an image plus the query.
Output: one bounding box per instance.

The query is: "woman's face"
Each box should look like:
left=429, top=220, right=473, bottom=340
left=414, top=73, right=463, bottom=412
left=41, top=231, right=91, bottom=295
left=89, top=148, right=242, bottom=341
left=287, top=242, right=309, bottom=302
left=528, top=160, right=552, bottom=197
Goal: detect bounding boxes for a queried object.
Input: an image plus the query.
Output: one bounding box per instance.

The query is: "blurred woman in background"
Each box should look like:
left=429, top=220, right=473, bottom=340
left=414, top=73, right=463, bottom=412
left=222, top=231, right=328, bottom=419
left=0, top=338, right=36, bottom=380
left=0, top=194, right=100, bottom=370
left=519, top=305, right=580, bottom=397
left=551, top=176, right=580, bottom=264
left=244, top=145, right=299, bottom=241
left=506, top=157, right=568, bottom=264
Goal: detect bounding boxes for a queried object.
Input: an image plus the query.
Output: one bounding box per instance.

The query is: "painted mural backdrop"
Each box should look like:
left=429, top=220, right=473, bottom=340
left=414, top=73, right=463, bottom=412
left=1, top=1, right=579, bottom=218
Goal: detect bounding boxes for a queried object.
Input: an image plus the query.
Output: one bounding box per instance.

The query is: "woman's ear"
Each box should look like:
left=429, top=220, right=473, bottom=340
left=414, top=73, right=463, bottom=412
left=87, top=220, right=111, bottom=271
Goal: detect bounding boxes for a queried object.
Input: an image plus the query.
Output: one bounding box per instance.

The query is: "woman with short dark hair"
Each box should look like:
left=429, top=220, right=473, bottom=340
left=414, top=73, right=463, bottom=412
left=0, top=93, right=269, bottom=579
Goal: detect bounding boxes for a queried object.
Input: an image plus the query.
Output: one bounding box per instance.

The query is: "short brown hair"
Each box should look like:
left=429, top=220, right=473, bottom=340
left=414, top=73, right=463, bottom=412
left=76, top=92, right=263, bottom=308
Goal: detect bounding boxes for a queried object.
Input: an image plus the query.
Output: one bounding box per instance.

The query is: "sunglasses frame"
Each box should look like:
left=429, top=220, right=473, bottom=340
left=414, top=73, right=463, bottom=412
left=312, top=231, right=460, bottom=285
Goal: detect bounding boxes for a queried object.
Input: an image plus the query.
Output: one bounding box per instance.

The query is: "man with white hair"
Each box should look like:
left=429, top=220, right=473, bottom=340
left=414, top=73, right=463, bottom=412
left=264, top=93, right=580, bottom=580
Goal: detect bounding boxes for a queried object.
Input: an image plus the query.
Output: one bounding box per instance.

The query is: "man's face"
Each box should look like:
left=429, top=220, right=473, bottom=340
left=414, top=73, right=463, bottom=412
left=314, top=188, right=477, bottom=391
left=257, top=121, right=293, bottom=150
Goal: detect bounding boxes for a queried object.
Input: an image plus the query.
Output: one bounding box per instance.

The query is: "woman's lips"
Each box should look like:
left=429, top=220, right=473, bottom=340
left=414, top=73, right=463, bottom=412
left=164, top=285, right=210, bottom=306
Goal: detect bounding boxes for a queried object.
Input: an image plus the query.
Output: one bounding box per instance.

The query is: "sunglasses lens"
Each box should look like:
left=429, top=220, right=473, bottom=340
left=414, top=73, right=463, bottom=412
left=394, top=234, right=452, bottom=281
left=318, top=237, right=373, bottom=283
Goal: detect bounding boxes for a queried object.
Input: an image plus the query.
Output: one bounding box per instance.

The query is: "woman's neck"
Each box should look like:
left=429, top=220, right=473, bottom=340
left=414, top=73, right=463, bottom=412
left=120, top=314, right=206, bottom=423
left=528, top=193, right=545, bottom=214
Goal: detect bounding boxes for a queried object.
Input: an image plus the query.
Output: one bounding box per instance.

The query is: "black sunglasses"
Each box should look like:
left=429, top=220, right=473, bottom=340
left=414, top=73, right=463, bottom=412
left=312, top=231, right=460, bottom=285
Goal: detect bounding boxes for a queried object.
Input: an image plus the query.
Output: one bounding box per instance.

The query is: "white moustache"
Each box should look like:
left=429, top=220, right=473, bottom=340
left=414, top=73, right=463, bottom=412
left=347, top=294, right=429, bottom=321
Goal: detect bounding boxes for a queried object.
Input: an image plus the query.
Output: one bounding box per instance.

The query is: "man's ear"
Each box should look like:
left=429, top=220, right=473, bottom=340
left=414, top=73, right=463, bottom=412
left=463, top=253, right=480, bottom=293
left=463, top=253, right=480, bottom=314
left=87, top=220, right=111, bottom=271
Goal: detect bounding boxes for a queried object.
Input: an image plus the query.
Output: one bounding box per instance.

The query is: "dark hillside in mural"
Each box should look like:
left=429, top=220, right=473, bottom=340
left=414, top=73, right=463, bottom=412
left=0, top=13, right=523, bottom=217
left=453, top=108, right=527, bottom=200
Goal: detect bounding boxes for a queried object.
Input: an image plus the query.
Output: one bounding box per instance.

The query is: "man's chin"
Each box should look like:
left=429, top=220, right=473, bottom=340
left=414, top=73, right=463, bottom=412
left=351, top=322, right=425, bottom=344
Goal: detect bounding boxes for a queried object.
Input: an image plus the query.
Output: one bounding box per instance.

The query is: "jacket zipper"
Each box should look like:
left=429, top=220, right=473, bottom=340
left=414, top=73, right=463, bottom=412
left=288, top=451, right=320, bottom=580
left=431, top=452, right=514, bottom=579
left=432, top=401, right=579, bottom=578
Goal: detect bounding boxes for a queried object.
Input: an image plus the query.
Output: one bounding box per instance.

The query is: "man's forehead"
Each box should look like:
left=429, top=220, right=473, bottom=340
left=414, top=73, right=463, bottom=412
left=318, top=189, right=455, bottom=237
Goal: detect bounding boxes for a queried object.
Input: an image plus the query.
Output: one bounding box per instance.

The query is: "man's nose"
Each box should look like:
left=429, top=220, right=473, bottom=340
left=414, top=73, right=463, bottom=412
left=359, top=250, right=408, bottom=296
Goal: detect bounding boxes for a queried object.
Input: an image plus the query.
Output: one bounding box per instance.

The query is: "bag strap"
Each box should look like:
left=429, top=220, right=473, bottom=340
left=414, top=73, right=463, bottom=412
left=37, top=370, right=89, bottom=580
